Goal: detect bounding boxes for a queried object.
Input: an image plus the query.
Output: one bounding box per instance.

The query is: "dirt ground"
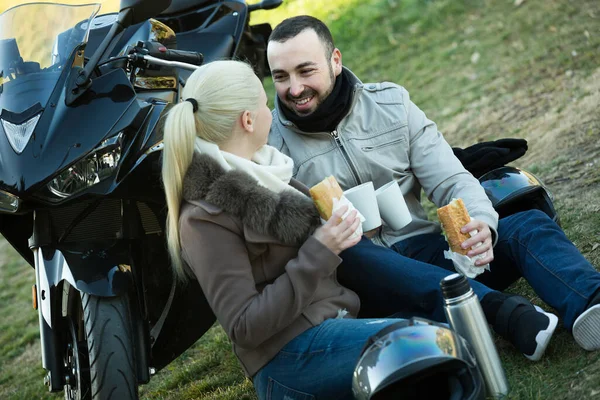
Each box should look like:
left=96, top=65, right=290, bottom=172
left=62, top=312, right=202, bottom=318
left=444, top=67, right=600, bottom=203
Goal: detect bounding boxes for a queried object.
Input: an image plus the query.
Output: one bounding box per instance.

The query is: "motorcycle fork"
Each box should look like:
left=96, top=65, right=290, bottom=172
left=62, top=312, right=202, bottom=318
left=33, top=246, right=65, bottom=392
left=128, top=268, right=151, bottom=384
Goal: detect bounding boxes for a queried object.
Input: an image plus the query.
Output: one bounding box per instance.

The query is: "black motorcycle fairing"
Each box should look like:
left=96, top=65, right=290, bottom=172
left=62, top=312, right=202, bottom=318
left=114, top=100, right=168, bottom=184
left=2, top=65, right=168, bottom=205
left=160, top=0, right=216, bottom=16
left=150, top=277, right=217, bottom=371
left=158, top=0, right=244, bottom=35
left=0, top=102, right=43, bottom=125
left=0, top=68, right=138, bottom=195
left=120, top=0, right=173, bottom=26
left=0, top=101, right=167, bottom=270
left=156, top=0, right=246, bottom=80
left=136, top=100, right=169, bottom=156
left=0, top=70, right=57, bottom=116
left=36, top=241, right=133, bottom=301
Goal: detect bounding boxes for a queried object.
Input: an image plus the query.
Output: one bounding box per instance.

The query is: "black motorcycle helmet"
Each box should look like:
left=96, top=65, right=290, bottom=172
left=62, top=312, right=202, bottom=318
left=352, top=318, right=485, bottom=400
left=478, top=166, right=560, bottom=225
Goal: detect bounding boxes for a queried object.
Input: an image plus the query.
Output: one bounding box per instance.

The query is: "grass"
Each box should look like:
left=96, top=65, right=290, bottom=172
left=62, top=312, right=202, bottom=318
left=2, top=0, right=600, bottom=399
left=0, top=241, right=53, bottom=400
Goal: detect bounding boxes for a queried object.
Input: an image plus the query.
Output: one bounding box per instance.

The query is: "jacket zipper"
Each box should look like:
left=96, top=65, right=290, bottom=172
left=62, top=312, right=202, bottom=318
left=330, top=129, right=361, bottom=185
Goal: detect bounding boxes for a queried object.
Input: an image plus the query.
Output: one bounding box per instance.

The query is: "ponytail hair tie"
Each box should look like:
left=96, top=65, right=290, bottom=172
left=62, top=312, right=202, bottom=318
left=185, top=98, right=199, bottom=113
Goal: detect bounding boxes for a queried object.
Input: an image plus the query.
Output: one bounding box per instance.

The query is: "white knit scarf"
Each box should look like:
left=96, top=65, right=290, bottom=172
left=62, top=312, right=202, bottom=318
left=194, top=137, right=301, bottom=195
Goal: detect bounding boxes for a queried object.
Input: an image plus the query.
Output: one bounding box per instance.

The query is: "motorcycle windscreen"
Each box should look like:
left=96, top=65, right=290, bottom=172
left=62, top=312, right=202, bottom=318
left=0, top=3, right=100, bottom=130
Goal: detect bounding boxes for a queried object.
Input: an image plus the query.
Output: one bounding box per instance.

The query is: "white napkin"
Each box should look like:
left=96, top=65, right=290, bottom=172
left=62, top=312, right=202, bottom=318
left=320, top=195, right=366, bottom=239
left=443, top=220, right=490, bottom=278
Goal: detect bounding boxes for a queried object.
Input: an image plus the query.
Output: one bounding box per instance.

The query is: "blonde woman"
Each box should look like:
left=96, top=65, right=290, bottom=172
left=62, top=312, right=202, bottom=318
left=161, top=61, right=557, bottom=399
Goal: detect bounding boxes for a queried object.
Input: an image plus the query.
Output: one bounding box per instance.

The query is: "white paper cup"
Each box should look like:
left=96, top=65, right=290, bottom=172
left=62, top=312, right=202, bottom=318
left=343, top=182, right=382, bottom=232
left=375, top=181, right=412, bottom=230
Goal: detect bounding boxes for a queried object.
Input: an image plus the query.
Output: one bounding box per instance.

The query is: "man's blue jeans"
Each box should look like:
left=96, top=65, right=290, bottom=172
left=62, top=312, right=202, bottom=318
left=339, top=210, right=600, bottom=330
left=253, top=317, right=402, bottom=400
left=336, top=233, right=494, bottom=323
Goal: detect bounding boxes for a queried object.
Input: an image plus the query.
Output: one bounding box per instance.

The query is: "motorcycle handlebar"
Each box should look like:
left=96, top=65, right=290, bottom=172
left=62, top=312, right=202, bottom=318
left=127, top=41, right=204, bottom=73
left=139, top=54, right=201, bottom=71
left=137, top=41, right=204, bottom=66
left=157, top=49, right=204, bottom=66
left=248, top=0, right=283, bottom=12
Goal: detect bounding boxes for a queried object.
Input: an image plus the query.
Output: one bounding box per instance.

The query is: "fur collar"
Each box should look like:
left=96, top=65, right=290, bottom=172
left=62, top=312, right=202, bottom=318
left=182, top=153, right=321, bottom=245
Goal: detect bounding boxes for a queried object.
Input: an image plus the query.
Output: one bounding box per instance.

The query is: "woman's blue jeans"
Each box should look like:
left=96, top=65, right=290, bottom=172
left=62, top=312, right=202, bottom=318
left=339, top=209, right=600, bottom=330
left=253, top=317, right=402, bottom=400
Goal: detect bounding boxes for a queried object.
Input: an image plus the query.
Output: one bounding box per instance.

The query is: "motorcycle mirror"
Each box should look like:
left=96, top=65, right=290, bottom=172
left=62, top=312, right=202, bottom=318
left=248, top=0, right=283, bottom=12
left=68, top=0, right=173, bottom=106
left=119, top=0, right=173, bottom=26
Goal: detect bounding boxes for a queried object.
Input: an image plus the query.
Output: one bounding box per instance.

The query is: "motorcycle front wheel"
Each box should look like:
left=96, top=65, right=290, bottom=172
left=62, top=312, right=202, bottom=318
left=64, top=291, right=138, bottom=400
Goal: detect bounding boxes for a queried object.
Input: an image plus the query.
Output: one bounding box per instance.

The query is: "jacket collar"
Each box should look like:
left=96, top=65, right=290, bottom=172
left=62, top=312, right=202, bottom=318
left=182, top=153, right=320, bottom=245
left=273, top=66, right=364, bottom=132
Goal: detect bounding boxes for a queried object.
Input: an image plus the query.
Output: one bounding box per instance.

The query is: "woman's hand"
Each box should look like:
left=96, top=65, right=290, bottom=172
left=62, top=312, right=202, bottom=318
left=460, top=219, right=495, bottom=266
left=313, top=206, right=362, bottom=255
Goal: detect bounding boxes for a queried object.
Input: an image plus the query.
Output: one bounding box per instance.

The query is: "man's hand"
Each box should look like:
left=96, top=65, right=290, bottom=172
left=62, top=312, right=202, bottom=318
left=460, top=219, right=494, bottom=266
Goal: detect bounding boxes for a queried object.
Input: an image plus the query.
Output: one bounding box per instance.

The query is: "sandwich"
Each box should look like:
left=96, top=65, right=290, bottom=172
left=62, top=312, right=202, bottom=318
left=309, top=176, right=344, bottom=220
left=437, top=198, right=471, bottom=255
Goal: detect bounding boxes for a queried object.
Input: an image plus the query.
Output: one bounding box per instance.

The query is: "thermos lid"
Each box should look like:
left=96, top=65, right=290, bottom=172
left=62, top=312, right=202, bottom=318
left=440, top=273, right=471, bottom=299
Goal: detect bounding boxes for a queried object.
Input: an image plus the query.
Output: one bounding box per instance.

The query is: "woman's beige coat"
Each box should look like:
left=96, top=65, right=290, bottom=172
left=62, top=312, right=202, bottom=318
left=178, top=153, right=360, bottom=377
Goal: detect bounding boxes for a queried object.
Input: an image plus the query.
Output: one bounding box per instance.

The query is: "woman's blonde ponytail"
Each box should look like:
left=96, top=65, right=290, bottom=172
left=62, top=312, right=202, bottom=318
left=162, top=100, right=198, bottom=281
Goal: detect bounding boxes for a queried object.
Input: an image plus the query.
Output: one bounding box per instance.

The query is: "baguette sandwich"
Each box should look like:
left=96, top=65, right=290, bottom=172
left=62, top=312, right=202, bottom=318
left=437, top=198, right=471, bottom=255
left=309, top=176, right=344, bottom=220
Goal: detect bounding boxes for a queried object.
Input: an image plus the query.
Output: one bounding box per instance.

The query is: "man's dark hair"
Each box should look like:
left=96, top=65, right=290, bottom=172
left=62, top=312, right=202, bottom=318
left=269, top=15, right=335, bottom=58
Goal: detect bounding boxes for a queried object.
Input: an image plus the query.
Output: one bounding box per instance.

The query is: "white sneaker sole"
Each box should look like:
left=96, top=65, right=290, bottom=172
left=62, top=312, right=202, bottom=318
left=524, top=306, right=558, bottom=361
left=573, top=304, right=600, bottom=351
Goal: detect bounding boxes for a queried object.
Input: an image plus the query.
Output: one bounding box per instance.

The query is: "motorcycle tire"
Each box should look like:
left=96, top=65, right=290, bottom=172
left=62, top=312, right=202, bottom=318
left=81, top=293, right=138, bottom=400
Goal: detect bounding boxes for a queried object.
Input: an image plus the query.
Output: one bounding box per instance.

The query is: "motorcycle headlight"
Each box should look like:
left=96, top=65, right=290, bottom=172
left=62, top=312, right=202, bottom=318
left=47, top=133, right=123, bottom=199
left=0, top=190, right=21, bottom=213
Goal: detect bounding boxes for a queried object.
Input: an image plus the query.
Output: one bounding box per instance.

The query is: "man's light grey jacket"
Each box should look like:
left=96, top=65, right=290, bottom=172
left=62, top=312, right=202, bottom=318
left=268, top=67, right=499, bottom=247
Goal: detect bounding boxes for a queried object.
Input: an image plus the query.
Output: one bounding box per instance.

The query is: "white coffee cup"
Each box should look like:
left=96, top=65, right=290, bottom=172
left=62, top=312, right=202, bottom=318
left=343, top=182, right=382, bottom=232
left=375, top=181, right=412, bottom=230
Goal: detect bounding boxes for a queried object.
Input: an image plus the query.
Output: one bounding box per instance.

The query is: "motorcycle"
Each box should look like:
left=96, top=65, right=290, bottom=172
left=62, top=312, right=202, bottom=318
left=0, top=0, right=281, bottom=398
left=155, top=0, right=283, bottom=82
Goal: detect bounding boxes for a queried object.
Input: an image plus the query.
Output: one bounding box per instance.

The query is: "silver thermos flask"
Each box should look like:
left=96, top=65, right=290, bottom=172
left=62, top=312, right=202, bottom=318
left=441, top=273, right=510, bottom=398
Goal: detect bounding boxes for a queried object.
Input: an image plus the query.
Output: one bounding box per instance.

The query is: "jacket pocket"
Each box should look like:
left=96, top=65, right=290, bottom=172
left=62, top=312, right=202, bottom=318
left=361, top=136, right=406, bottom=152
left=354, top=122, right=410, bottom=173
left=267, top=377, right=316, bottom=400
left=355, top=122, right=408, bottom=151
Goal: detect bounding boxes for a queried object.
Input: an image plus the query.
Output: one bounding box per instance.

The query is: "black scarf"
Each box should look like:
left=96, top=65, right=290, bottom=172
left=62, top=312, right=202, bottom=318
left=280, top=69, right=354, bottom=133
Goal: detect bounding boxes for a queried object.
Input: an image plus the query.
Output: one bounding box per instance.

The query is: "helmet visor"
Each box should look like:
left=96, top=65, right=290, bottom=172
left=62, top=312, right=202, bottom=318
left=479, top=166, right=543, bottom=205
left=355, top=324, right=468, bottom=394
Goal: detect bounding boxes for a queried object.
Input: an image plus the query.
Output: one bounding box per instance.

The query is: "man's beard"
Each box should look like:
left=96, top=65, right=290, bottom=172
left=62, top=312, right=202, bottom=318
left=285, top=66, right=336, bottom=116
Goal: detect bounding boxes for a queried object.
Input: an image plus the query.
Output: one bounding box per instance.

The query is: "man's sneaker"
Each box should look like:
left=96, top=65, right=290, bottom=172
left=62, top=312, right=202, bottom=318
left=490, top=294, right=558, bottom=361
left=572, top=304, right=600, bottom=351
left=523, top=306, right=558, bottom=361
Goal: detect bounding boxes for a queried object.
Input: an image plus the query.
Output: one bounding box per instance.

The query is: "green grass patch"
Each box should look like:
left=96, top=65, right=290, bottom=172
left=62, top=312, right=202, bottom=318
left=139, top=326, right=255, bottom=400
